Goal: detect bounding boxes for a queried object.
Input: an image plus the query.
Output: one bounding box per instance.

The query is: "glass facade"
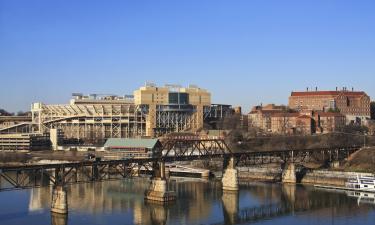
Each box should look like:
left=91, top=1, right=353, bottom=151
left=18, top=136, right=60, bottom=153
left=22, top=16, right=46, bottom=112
left=169, top=92, right=189, bottom=105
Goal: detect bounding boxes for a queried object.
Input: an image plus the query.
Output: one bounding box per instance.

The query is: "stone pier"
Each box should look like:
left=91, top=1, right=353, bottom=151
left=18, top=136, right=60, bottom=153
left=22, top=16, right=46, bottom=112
left=282, top=163, right=296, bottom=183
left=51, top=185, right=68, bottom=214
left=222, top=157, right=239, bottom=191
left=145, top=162, right=176, bottom=203
left=330, top=160, right=340, bottom=169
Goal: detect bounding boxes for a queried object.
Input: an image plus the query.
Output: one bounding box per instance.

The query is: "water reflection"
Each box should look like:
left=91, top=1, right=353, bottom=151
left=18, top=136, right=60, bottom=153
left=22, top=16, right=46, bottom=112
left=3, top=178, right=375, bottom=225
left=346, top=191, right=375, bottom=205
left=51, top=213, right=67, bottom=225
left=222, top=191, right=239, bottom=225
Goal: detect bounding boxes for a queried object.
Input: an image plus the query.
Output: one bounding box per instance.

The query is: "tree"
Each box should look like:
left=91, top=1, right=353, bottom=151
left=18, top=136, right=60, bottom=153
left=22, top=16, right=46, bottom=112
left=327, top=108, right=340, bottom=113
left=0, top=109, right=14, bottom=116
left=367, top=120, right=375, bottom=135
left=16, top=111, right=31, bottom=116
left=325, top=117, right=334, bottom=133
left=340, top=124, right=369, bottom=135
left=295, top=119, right=305, bottom=134
left=280, top=113, right=292, bottom=135
left=217, top=114, right=242, bottom=130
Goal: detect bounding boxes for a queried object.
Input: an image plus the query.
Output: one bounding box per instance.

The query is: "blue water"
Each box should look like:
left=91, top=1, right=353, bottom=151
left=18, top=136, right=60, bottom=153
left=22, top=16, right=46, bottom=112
left=0, top=178, right=374, bottom=225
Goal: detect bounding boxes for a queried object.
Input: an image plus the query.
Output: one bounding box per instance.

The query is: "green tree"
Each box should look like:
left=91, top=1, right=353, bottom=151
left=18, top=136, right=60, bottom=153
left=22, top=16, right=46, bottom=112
left=327, top=108, right=340, bottom=113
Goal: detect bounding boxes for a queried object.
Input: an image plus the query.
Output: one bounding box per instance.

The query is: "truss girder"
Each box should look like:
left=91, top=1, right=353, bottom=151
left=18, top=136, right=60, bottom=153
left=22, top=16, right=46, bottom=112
left=0, top=146, right=361, bottom=191
left=31, top=103, right=147, bottom=139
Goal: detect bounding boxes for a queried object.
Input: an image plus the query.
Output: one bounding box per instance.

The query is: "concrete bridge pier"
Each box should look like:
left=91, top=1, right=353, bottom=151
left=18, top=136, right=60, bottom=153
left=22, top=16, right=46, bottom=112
left=51, top=185, right=68, bottom=214
left=145, top=162, right=176, bottom=203
left=330, top=160, right=340, bottom=169
left=282, top=163, right=296, bottom=184
left=222, top=157, right=239, bottom=191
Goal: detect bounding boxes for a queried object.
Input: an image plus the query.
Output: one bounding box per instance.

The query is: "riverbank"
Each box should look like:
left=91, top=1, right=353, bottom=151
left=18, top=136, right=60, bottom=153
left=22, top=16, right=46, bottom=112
left=238, top=167, right=373, bottom=187
left=0, top=151, right=86, bottom=166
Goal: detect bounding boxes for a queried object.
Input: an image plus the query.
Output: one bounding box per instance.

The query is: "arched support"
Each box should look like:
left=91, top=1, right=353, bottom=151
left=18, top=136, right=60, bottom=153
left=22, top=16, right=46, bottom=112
left=282, top=163, right=296, bottom=184
left=222, top=157, right=239, bottom=191
left=145, top=162, right=176, bottom=203
left=51, top=185, right=68, bottom=214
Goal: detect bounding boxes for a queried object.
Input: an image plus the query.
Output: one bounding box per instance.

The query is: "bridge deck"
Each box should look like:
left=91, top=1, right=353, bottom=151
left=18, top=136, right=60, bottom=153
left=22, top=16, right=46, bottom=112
left=0, top=146, right=361, bottom=191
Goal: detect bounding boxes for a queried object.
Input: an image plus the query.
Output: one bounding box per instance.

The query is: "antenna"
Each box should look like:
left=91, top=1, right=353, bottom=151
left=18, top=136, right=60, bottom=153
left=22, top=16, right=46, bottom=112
left=145, top=81, right=156, bottom=87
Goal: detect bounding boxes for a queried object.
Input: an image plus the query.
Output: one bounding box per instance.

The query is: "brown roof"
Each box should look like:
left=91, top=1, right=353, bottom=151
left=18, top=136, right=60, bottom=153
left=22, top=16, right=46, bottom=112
left=291, top=91, right=366, bottom=97
left=270, top=113, right=300, bottom=118
left=249, top=109, right=283, bottom=114
left=297, top=115, right=312, bottom=119
left=317, top=112, right=345, bottom=117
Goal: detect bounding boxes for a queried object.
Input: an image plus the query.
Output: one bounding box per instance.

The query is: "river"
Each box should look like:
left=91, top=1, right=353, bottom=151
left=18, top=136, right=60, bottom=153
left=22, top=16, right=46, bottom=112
left=0, top=177, right=374, bottom=225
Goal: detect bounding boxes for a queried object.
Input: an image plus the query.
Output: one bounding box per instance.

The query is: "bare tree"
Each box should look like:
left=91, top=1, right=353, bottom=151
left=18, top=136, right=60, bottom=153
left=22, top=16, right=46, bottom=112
left=326, top=117, right=334, bottom=133
left=367, top=120, right=375, bottom=135
left=0, top=109, right=14, bottom=116
left=280, top=114, right=291, bottom=135
left=295, top=120, right=305, bottom=134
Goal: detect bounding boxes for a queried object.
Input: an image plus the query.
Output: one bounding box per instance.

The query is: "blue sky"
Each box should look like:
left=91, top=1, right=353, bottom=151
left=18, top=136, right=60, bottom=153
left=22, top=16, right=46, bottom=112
left=1, top=0, right=374, bottom=113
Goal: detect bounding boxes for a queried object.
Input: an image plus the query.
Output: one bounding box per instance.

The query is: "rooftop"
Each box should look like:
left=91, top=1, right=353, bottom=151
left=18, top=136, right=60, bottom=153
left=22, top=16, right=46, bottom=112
left=291, top=91, right=366, bottom=97
left=270, top=112, right=300, bottom=118
left=104, top=138, right=160, bottom=149
left=317, top=112, right=345, bottom=117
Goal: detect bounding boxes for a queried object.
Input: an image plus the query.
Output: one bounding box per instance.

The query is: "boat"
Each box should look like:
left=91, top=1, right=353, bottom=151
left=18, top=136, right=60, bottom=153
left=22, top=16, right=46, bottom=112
left=346, top=190, right=375, bottom=205
left=345, top=174, right=375, bottom=192
left=314, top=173, right=375, bottom=193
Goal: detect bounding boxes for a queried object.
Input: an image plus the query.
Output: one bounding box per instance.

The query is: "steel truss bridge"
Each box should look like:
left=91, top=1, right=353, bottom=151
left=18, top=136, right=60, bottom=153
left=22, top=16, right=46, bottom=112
left=0, top=137, right=361, bottom=191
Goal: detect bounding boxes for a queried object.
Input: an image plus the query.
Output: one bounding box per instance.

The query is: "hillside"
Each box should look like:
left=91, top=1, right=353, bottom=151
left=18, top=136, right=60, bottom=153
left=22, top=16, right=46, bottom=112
left=344, top=147, right=375, bottom=173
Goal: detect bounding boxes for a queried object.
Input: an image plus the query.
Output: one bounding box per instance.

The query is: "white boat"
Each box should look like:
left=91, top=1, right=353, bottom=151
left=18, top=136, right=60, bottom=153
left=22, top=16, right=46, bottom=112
left=346, top=190, right=375, bottom=205
left=345, top=174, right=375, bottom=192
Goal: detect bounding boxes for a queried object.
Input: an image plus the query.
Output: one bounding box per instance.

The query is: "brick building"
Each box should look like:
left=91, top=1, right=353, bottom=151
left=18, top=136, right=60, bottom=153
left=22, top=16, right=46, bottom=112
left=288, top=88, right=371, bottom=124
left=315, top=112, right=346, bottom=133
left=248, top=104, right=286, bottom=132
left=248, top=104, right=346, bottom=135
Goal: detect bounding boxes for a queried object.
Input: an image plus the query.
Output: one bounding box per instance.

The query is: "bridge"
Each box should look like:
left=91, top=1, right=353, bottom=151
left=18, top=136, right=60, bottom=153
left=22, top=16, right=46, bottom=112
left=0, top=136, right=362, bottom=215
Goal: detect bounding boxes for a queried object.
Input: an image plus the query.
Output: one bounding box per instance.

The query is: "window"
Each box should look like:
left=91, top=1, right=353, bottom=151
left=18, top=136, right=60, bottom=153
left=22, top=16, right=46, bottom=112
left=169, top=92, right=189, bottom=105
